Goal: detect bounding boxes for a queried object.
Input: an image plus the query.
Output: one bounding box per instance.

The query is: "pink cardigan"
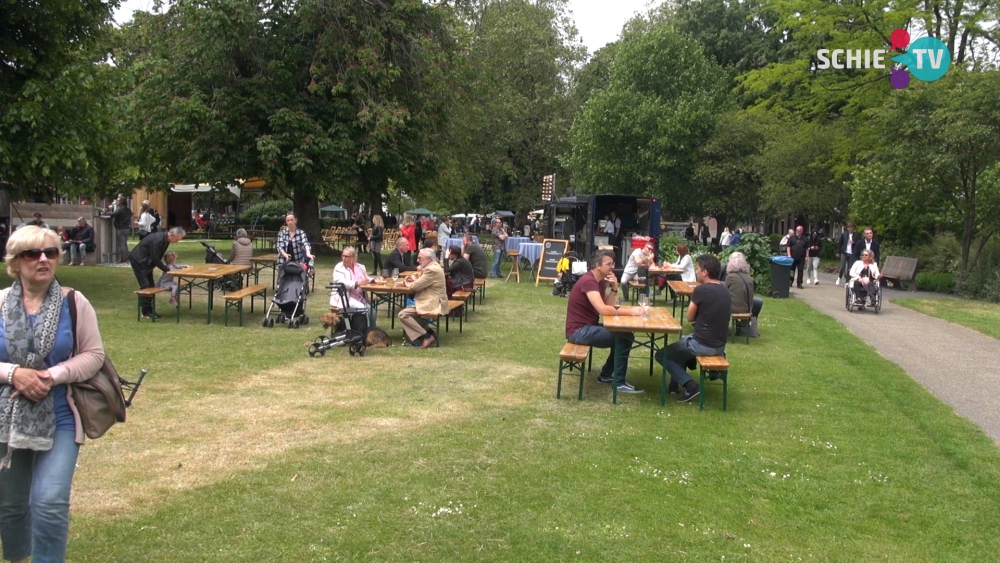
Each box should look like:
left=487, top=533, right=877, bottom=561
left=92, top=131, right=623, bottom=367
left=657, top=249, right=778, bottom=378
left=0, top=287, right=106, bottom=444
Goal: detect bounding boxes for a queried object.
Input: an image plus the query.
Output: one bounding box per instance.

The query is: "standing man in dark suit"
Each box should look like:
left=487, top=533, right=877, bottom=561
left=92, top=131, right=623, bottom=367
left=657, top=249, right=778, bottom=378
left=853, top=227, right=880, bottom=266
left=835, top=223, right=857, bottom=286
left=130, top=227, right=186, bottom=319
left=786, top=226, right=808, bottom=289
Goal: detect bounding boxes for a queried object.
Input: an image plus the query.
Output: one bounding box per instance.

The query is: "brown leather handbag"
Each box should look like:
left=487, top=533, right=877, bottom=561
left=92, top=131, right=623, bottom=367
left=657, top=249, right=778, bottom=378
left=68, top=290, right=127, bottom=439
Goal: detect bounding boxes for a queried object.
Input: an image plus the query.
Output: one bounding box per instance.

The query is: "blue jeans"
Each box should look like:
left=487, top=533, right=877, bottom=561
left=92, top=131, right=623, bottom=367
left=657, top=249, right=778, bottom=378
left=568, top=325, right=635, bottom=385
left=66, top=242, right=89, bottom=264
left=655, top=335, right=726, bottom=388
left=0, top=430, right=79, bottom=563
left=490, top=248, right=504, bottom=278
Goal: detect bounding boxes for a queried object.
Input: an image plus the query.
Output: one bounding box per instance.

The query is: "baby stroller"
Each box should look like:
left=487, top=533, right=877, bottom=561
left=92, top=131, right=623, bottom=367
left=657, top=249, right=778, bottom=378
left=308, top=283, right=368, bottom=357
left=552, top=252, right=585, bottom=297
left=263, top=261, right=310, bottom=328
left=199, top=241, right=242, bottom=292
left=845, top=278, right=882, bottom=313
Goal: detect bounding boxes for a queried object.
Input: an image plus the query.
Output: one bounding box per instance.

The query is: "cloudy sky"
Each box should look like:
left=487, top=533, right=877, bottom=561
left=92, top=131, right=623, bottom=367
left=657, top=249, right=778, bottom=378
left=113, top=0, right=663, bottom=55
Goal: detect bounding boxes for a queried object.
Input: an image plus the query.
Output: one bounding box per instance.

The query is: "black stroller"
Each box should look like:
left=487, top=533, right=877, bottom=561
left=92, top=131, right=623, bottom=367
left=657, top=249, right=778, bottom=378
left=308, top=283, right=368, bottom=357
left=262, top=261, right=310, bottom=328
left=199, top=241, right=242, bottom=292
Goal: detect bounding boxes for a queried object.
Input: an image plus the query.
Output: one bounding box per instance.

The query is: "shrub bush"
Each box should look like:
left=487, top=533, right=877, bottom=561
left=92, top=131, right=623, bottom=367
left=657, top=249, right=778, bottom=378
left=820, top=239, right=837, bottom=260
left=768, top=233, right=782, bottom=254
left=959, top=258, right=1000, bottom=302
left=238, top=200, right=293, bottom=224
left=915, top=272, right=956, bottom=294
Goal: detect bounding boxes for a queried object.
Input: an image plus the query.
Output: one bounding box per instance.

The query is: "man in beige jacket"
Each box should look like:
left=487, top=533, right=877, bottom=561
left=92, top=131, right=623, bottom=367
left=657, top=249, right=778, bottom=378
left=398, top=248, right=448, bottom=348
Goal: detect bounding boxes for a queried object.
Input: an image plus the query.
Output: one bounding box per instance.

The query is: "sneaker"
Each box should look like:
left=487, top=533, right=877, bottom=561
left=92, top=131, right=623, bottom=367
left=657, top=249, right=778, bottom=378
left=141, top=312, right=159, bottom=320
left=597, top=374, right=614, bottom=384
left=814, top=279, right=819, bottom=285
left=678, top=388, right=700, bottom=403
left=835, top=278, right=841, bottom=286
left=616, top=382, right=644, bottom=394
left=797, top=284, right=804, bottom=289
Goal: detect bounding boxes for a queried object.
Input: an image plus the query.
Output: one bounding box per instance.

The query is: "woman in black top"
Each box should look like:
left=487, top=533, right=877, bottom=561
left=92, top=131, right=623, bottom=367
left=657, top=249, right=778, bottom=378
left=370, top=215, right=385, bottom=274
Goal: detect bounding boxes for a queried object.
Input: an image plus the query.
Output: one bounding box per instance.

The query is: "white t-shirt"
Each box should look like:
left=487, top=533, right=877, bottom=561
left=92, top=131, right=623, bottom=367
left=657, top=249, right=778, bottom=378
left=674, top=254, right=696, bottom=282
left=604, top=218, right=620, bottom=235
left=137, top=212, right=155, bottom=233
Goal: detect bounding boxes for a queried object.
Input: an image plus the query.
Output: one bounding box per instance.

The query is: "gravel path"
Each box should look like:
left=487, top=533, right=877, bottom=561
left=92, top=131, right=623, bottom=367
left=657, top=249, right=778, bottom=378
left=790, top=273, right=1000, bottom=443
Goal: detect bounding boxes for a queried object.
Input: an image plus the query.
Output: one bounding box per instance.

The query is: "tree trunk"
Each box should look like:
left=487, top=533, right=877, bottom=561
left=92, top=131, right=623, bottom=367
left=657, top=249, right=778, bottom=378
left=293, top=190, right=323, bottom=252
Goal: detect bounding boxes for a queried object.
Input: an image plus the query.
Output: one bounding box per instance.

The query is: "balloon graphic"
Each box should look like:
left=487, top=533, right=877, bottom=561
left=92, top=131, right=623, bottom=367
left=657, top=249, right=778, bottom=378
left=890, top=29, right=910, bottom=51
left=890, top=69, right=910, bottom=90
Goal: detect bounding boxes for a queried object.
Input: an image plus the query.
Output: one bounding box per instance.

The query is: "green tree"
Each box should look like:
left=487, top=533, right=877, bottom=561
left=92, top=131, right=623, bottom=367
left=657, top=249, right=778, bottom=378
left=458, top=0, right=584, bottom=219
left=1, top=0, right=123, bottom=199
left=565, top=26, right=731, bottom=217
left=119, top=0, right=464, bottom=239
left=693, top=110, right=773, bottom=231
left=854, top=69, right=1000, bottom=272
left=757, top=119, right=851, bottom=223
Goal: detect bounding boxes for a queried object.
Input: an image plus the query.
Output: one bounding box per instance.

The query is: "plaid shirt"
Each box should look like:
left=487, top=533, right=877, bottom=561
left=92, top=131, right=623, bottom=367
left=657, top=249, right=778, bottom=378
left=277, top=227, right=312, bottom=264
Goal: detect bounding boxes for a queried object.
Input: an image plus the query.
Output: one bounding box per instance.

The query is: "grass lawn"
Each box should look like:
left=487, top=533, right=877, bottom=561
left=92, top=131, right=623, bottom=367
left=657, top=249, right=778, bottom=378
left=5, top=238, right=1000, bottom=562
left=894, top=297, right=1000, bottom=341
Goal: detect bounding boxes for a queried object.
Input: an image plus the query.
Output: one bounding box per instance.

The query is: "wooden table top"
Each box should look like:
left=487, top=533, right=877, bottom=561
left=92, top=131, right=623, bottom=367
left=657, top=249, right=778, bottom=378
left=360, top=281, right=415, bottom=295
left=249, top=254, right=279, bottom=264
left=602, top=307, right=682, bottom=334
left=648, top=265, right=684, bottom=275
left=167, top=263, right=251, bottom=280
left=666, top=280, right=700, bottom=295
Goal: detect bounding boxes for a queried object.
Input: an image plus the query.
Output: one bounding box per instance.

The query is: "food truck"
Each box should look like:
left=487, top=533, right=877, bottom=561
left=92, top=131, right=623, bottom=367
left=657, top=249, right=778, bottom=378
left=544, top=194, right=662, bottom=264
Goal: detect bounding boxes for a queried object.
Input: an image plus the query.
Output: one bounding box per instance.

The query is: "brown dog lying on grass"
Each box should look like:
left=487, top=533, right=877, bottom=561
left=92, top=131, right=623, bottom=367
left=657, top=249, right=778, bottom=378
left=319, top=312, right=392, bottom=348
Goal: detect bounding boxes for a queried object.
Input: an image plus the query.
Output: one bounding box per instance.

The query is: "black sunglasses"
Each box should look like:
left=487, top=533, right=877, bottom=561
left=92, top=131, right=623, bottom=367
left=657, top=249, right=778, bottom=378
left=18, top=247, right=60, bottom=261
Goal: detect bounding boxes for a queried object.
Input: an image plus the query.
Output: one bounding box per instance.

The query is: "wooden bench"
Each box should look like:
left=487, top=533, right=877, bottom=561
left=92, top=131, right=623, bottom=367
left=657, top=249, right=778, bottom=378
left=557, top=343, right=592, bottom=400
left=444, top=300, right=465, bottom=333
left=223, top=284, right=268, bottom=326
left=134, top=287, right=170, bottom=322
left=474, top=278, right=486, bottom=304
left=696, top=355, right=731, bottom=411
left=452, top=289, right=474, bottom=317
left=731, top=313, right=753, bottom=344
left=880, top=256, right=918, bottom=291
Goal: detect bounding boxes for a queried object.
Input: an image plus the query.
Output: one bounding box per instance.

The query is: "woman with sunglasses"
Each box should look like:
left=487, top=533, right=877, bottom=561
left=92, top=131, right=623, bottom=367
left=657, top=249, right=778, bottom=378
left=0, top=226, right=105, bottom=562
left=849, top=250, right=881, bottom=310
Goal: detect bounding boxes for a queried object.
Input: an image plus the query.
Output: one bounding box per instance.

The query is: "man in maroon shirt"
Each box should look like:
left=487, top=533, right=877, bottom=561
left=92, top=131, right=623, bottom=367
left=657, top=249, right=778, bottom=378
left=565, top=249, right=645, bottom=394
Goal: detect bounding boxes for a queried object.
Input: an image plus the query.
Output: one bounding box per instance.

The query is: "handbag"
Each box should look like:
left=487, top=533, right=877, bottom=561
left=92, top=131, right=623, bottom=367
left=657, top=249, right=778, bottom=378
left=68, top=290, right=127, bottom=439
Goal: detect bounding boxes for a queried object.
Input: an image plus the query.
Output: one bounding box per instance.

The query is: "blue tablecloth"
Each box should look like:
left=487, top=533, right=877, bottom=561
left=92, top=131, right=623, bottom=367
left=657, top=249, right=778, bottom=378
left=506, top=237, right=530, bottom=252
left=519, top=242, right=543, bottom=269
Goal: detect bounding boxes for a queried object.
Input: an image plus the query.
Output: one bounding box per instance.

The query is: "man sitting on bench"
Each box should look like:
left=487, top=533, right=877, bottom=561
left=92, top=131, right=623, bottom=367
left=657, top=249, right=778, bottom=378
left=565, top=249, right=645, bottom=394
left=655, top=254, right=731, bottom=403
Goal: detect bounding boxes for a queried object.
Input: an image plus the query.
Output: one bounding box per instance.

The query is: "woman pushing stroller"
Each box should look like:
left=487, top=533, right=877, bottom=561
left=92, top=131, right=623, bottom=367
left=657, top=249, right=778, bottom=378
left=277, top=213, right=314, bottom=269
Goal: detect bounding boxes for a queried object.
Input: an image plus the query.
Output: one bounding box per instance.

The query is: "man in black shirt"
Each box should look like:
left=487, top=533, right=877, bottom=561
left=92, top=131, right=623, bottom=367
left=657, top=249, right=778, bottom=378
left=654, top=254, right=731, bottom=402
left=785, top=225, right=808, bottom=289
left=462, top=234, right=488, bottom=279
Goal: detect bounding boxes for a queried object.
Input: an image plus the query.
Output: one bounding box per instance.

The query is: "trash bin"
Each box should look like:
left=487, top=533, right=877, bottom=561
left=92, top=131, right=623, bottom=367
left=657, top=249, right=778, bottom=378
left=769, top=256, right=794, bottom=298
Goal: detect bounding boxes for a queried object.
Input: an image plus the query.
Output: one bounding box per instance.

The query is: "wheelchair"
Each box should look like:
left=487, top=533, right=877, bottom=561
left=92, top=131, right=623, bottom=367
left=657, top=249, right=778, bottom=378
left=845, top=279, right=881, bottom=313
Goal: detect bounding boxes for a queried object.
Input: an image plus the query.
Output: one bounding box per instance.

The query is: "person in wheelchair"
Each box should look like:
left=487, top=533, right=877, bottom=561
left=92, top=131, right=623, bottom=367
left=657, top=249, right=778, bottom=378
left=848, top=250, right=881, bottom=310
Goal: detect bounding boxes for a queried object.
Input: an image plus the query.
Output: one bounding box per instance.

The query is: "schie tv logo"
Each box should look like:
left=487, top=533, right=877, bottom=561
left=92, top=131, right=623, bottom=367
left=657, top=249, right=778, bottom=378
left=816, top=28, right=951, bottom=89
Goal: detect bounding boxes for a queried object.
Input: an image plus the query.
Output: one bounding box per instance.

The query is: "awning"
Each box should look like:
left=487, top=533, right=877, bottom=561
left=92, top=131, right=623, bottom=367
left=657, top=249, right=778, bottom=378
left=493, top=210, right=515, bottom=217
left=320, top=204, right=346, bottom=212
left=171, top=183, right=241, bottom=198
left=406, top=208, right=434, bottom=216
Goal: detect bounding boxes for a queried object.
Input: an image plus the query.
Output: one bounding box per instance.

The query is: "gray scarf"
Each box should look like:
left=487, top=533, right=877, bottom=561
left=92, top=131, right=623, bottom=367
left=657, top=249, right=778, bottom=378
left=0, top=279, right=63, bottom=469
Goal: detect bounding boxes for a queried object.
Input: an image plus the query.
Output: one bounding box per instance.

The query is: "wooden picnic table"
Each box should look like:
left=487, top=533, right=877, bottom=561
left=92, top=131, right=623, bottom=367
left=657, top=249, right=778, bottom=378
left=168, top=263, right=251, bottom=325
left=249, top=253, right=279, bottom=288
left=603, top=307, right=683, bottom=404
left=359, top=281, right=415, bottom=329
left=666, top=280, right=700, bottom=325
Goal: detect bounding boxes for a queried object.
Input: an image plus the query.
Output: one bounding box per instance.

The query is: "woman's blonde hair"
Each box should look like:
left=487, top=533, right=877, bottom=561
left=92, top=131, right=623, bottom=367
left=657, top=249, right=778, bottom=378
left=164, top=251, right=177, bottom=263
left=5, top=226, right=61, bottom=277
left=372, top=215, right=384, bottom=227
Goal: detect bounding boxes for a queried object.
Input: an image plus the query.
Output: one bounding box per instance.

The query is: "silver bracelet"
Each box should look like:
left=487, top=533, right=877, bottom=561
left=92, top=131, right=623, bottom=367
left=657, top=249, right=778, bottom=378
left=6, top=365, right=16, bottom=386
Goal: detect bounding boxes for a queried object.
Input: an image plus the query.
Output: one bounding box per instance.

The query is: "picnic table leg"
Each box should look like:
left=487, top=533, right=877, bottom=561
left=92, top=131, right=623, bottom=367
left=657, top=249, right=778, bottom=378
left=207, top=281, right=215, bottom=325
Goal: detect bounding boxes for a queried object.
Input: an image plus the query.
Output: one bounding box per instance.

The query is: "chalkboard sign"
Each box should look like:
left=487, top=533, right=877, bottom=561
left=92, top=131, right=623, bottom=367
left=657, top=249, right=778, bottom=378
left=536, top=239, right=570, bottom=286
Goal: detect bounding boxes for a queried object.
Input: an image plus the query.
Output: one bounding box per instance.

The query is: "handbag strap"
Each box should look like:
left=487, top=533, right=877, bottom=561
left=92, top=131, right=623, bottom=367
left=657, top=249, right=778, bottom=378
left=68, top=289, right=78, bottom=355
